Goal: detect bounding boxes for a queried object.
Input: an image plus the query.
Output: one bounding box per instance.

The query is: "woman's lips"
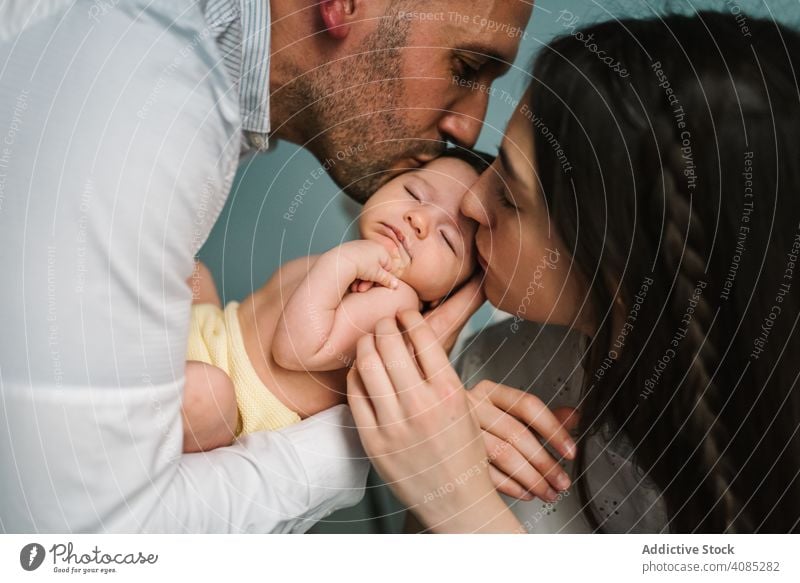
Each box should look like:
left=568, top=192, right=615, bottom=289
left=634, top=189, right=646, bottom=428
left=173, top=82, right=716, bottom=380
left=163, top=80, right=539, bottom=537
left=476, top=244, right=488, bottom=270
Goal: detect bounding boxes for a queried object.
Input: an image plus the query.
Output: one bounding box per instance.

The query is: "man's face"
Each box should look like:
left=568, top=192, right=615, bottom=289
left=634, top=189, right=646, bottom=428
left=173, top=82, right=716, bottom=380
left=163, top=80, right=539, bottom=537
left=296, top=0, right=532, bottom=202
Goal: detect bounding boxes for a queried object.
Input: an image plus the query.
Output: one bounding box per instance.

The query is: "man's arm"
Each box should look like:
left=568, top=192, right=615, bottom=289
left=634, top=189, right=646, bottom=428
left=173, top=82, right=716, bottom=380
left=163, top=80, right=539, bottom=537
left=1, top=384, right=368, bottom=533
left=0, top=1, right=368, bottom=534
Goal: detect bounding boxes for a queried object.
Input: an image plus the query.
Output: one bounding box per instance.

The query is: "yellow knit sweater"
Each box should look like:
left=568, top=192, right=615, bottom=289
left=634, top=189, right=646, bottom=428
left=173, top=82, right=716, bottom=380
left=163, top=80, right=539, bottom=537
left=186, top=302, right=301, bottom=435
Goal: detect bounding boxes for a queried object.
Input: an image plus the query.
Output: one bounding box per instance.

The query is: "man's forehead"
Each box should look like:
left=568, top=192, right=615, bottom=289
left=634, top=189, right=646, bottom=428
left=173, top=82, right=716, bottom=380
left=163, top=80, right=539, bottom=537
left=403, top=0, right=532, bottom=62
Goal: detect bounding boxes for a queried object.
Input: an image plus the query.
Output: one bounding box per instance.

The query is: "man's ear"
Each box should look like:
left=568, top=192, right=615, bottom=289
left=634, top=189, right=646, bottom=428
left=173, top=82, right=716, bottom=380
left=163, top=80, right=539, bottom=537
left=319, top=0, right=356, bottom=40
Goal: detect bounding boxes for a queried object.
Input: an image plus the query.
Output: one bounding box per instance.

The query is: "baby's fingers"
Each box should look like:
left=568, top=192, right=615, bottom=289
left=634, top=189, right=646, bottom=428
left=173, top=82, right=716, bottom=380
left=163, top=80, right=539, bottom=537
left=370, top=267, right=399, bottom=289
left=350, top=279, right=375, bottom=293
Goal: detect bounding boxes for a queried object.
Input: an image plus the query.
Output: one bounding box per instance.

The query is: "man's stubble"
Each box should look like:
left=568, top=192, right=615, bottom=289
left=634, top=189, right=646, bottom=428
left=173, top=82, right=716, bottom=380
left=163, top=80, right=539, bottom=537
left=282, top=10, right=444, bottom=202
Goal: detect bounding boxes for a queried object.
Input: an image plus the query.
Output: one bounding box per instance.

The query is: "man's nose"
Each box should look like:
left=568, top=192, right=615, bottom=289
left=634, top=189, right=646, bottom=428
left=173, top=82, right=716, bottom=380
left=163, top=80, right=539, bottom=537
left=437, top=92, right=489, bottom=148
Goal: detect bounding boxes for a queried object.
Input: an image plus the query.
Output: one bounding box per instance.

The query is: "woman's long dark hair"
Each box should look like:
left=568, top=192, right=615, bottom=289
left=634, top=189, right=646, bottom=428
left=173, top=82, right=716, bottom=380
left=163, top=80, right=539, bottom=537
left=530, top=11, right=800, bottom=532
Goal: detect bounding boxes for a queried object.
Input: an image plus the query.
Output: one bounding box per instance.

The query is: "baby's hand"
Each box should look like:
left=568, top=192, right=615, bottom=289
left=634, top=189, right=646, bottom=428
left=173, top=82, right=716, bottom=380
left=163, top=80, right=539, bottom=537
left=335, top=240, right=399, bottom=290
left=350, top=279, right=375, bottom=294
left=389, top=239, right=411, bottom=278
left=351, top=244, right=411, bottom=293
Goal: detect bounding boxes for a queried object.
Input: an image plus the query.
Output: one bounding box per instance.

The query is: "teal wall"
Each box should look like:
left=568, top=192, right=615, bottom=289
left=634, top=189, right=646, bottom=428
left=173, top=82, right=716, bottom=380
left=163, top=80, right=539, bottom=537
left=198, top=0, right=800, bottom=533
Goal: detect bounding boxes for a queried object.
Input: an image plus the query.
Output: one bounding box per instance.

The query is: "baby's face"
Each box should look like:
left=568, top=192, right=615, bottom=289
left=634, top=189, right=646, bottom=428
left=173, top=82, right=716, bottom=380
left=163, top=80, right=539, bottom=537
left=359, top=157, right=479, bottom=301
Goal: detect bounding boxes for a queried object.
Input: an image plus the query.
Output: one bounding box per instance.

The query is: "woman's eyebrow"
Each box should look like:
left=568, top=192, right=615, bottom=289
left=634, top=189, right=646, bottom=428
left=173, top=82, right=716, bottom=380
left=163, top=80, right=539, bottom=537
left=498, top=145, right=521, bottom=184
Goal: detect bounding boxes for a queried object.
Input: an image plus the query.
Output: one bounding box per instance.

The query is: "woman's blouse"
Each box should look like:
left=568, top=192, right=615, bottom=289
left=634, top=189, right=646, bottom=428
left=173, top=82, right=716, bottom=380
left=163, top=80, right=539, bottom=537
left=456, top=318, right=670, bottom=533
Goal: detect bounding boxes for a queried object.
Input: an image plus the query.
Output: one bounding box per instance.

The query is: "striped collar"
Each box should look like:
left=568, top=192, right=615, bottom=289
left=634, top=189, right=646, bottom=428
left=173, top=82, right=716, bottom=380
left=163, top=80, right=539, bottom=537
left=204, top=0, right=271, bottom=151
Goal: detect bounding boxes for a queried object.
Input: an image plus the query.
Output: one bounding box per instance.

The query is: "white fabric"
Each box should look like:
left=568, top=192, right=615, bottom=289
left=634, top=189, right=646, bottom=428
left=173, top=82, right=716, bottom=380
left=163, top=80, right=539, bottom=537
left=456, top=318, right=669, bottom=533
left=0, top=0, right=368, bottom=533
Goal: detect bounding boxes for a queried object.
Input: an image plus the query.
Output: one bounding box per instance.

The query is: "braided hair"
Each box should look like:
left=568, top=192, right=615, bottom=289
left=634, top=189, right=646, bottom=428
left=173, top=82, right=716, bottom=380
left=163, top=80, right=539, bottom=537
left=530, top=12, right=800, bottom=532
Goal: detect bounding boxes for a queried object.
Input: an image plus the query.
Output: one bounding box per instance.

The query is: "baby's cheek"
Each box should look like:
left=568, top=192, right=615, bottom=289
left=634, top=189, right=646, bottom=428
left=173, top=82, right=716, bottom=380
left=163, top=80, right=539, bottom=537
left=416, top=263, right=460, bottom=301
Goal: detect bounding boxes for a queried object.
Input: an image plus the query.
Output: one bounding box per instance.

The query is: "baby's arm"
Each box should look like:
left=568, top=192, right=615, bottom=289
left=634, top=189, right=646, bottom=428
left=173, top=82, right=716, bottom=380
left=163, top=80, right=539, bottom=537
left=273, top=240, right=419, bottom=371
left=189, top=260, right=222, bottom=306
left=182, top=261, right=239, bottom=453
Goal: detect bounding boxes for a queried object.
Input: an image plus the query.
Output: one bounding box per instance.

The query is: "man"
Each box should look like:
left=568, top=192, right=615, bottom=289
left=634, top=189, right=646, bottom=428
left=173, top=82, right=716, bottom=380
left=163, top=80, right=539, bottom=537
left=0, top=0, right=531, bottom=532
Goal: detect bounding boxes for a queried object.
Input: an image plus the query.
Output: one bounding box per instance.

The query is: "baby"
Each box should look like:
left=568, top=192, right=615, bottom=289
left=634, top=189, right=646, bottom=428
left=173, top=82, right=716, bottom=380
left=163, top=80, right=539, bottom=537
left=182, top=150, right=492, bottom=452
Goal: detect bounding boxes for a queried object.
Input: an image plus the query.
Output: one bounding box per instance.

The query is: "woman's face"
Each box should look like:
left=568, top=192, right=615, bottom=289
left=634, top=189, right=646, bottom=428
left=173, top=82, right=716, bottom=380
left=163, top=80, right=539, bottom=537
left=460, top=92, right=591, bottom=332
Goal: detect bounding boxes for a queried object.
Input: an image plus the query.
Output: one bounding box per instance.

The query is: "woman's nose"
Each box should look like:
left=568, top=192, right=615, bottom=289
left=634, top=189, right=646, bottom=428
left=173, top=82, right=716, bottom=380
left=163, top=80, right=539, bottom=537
left=404, top=209, right=429, bottom=238
left=460, top=182, right=490, bottom=227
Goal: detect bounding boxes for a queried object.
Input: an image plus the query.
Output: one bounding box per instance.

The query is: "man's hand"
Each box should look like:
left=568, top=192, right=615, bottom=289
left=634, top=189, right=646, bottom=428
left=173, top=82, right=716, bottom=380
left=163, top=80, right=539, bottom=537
left=467, top=380, right=579, bottom=502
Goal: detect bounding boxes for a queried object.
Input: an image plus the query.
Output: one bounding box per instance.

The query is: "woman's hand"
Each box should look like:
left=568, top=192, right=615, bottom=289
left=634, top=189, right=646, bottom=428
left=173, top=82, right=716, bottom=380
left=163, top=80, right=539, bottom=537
left=467, top=381, right=579, bottom=502
left=347, top=310, right=524, bottom=533
left=423, top=271, right=486, bottom=353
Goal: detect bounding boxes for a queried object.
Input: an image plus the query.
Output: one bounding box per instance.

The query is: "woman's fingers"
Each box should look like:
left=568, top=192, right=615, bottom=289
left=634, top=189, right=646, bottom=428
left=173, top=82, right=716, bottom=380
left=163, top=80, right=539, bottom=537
left=472, top=396, right=572, bottom=493
left=553, top=406, right=581, bottom=432
left=354, top=334, right=401, bottom=425
left=482, top=381, right=578, bottom=460
left=396, top=310, right=454, bottom=384
left=484, top=433, right=559, bottom=502
left=373, top=317, right=425, bottom=396
left=422, top=271, right=486, bottom=352
left=346, top=366, right=377, bottom=429
left=488, top=465, right=533, bottom=501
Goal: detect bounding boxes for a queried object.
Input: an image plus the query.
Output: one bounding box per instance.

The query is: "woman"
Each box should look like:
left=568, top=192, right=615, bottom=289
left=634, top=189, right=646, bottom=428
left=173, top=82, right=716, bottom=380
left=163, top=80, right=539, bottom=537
left=347, top=11, right=800, bottom=533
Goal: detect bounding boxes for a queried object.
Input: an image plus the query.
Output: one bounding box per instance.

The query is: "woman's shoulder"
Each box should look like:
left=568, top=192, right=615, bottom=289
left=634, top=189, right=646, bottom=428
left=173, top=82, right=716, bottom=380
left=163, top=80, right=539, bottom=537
left=455, top=318, right=586, bottom=407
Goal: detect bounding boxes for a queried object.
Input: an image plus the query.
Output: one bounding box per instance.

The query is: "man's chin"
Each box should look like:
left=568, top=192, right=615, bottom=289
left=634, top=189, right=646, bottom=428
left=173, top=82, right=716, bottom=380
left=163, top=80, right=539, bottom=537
left=331, top=154, right=434, bottom=202
left=373, top=163, right=416, bottom=185
left=339, top=169, right=401, bottom=204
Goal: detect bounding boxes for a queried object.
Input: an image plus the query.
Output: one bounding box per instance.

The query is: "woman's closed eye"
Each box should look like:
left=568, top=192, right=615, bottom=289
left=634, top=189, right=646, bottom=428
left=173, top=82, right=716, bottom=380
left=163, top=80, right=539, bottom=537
left=497, top=184, right=518, bottom=210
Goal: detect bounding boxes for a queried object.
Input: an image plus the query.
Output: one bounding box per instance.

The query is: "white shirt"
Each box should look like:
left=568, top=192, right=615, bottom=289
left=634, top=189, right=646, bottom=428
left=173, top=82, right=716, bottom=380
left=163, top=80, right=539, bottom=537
left=0, top=0, right=369, bottom=533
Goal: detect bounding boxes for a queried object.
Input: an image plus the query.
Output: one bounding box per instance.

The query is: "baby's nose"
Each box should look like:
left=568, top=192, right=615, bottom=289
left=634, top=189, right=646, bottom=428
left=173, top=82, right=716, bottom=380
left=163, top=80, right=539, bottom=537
left=404, top=210, right=429, bottom=238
